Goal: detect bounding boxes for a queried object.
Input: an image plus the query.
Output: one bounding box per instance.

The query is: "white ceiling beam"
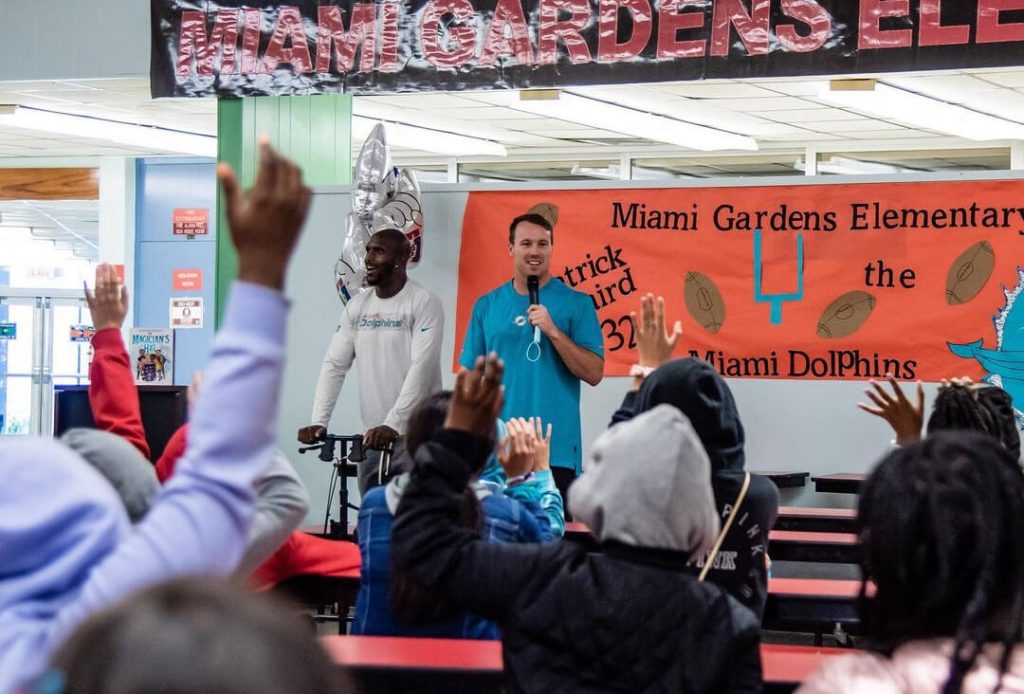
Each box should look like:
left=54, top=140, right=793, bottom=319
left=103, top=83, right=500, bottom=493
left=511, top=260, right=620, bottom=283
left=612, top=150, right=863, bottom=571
left=389, top=138, right=1012, bottom=167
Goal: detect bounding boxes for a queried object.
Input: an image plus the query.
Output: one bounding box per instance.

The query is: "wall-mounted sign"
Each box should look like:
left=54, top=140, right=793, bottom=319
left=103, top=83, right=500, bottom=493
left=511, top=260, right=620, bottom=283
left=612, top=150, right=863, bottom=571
left=173, top=268, right=204, bottom=291
left=172, top=208, right=209, bottom=237
left=0, top=323, right=15, bottom=340
left=170, top=297, right=204, bottom=329
left=69, top=325, right=96, bottom=342
left=154, top=0, right=1024, bottom=98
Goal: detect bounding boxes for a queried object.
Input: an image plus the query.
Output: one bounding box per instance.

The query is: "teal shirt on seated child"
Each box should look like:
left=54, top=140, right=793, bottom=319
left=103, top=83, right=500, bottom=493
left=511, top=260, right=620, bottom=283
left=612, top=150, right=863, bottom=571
left=459, top=279, right=604, bottom=474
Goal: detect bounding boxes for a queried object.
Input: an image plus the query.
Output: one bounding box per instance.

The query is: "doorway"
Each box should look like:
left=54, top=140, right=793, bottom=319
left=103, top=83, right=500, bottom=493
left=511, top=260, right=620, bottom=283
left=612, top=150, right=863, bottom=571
left=0, top=289, right=91, bottom=435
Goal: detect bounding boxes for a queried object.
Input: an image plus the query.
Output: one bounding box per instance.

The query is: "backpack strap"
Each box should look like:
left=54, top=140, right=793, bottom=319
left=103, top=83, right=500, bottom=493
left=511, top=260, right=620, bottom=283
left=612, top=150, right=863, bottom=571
left=699, top=471, right=751, bottom=583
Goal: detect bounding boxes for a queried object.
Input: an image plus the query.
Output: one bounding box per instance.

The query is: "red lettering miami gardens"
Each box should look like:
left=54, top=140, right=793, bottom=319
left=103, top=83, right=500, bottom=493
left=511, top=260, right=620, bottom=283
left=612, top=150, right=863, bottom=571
left=175, top=0, right=1024, bottom=77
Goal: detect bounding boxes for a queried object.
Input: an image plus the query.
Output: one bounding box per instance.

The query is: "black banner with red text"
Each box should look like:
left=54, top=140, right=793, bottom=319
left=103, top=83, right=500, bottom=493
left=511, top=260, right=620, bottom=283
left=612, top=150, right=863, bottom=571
left=152, top=0, right=1024, bottom=98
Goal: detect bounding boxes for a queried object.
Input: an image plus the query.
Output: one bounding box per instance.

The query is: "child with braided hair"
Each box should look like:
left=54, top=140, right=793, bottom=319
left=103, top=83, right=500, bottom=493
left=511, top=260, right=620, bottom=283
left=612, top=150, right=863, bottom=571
left=799, top=432, right=1024, bottom=693
left=859, top=375, right=1020, bottom=456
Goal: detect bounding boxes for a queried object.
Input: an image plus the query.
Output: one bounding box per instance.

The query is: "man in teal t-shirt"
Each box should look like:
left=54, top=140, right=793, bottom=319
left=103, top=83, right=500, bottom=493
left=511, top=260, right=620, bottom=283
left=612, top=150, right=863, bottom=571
left=459, top=212, right=604, bottom=506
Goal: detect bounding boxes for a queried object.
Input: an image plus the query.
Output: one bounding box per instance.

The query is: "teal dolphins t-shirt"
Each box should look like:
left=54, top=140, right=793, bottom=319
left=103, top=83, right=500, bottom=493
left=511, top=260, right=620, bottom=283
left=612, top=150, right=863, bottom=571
left=459, top=279, right=604, bottom=474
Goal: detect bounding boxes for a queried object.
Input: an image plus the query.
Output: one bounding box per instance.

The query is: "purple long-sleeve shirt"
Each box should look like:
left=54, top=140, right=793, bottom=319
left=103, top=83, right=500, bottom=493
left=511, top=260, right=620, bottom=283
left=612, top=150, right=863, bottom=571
left=0, top=282, right=288, bottom=692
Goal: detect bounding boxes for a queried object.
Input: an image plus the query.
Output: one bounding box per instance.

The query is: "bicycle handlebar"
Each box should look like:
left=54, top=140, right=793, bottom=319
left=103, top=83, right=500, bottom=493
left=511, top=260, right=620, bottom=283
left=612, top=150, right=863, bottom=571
left=298, top=433, right=366, bottom=463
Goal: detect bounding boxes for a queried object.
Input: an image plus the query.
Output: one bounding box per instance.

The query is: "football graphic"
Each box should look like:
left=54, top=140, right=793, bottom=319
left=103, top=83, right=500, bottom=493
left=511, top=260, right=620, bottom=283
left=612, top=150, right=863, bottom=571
left=684, top=271, right=725, bottom=334
left=526, top=202, right=559, bottom=228
left=816, top=291, right=877, bottom=338
left=946, top=240, right=995, bottom=305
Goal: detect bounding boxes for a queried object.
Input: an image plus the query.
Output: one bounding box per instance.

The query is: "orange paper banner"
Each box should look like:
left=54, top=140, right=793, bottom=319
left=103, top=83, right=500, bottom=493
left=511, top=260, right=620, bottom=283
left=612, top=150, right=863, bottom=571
left=455, top=179, right=1024, bottom=384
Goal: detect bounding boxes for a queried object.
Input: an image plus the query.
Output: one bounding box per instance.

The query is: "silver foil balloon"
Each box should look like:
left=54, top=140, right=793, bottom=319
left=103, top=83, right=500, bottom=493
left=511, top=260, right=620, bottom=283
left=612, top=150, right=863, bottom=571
left=351, top=123, right=392, bottom=226
left=337, top=124, right=428, bottom=303
left=376, top=167, right=424, bottom=268
left=335, top=212, right=370, bottom=304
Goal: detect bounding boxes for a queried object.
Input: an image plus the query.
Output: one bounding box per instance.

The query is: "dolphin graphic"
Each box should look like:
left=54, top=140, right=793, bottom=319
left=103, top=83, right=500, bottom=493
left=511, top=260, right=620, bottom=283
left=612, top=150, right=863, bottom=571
left=948, top=268, right=1024, bottom=422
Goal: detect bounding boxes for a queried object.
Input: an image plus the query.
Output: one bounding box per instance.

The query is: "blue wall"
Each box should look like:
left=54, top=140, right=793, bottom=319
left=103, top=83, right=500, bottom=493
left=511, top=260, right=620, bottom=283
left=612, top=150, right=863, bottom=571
left=0, top=267, right=8, bottom=431
left=135, top=158, right=217, bottom=385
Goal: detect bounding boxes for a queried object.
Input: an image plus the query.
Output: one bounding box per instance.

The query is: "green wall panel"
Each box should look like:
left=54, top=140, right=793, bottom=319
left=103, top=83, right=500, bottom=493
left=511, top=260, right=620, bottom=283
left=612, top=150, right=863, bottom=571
left=215, top=95, right=352, bottom=324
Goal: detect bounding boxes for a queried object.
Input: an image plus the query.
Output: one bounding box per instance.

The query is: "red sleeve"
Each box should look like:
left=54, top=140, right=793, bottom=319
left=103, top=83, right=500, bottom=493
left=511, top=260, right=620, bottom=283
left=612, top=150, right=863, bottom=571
left=248, top=531, right=361, bottom=591
left=155, top=423, right=189, bottom=483
left=88, top=328, right=150, bottom=459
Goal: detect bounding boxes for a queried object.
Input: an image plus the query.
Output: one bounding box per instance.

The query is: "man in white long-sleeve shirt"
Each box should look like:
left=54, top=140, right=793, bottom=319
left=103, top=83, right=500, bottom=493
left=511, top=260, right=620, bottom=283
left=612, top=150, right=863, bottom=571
left=299, top=227, right=444, bottom=493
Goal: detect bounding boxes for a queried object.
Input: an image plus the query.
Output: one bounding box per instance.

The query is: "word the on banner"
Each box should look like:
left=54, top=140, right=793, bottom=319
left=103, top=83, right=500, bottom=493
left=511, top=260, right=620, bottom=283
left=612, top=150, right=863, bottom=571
left=455, top=180, right=1024, bottom=395
left=153, top=0, right=1024, bottom=97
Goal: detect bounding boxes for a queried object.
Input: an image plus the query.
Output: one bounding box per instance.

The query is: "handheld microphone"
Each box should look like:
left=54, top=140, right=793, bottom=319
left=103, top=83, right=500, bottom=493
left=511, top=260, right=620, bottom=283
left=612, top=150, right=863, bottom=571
left=527, top=275, right=540, bottom=343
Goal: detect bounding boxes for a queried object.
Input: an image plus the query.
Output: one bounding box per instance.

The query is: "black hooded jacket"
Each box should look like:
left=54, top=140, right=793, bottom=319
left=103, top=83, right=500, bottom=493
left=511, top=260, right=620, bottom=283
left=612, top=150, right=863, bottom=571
left=610, top=359, right=780, bottom=619
left=391, top=430, right=763, bottom=694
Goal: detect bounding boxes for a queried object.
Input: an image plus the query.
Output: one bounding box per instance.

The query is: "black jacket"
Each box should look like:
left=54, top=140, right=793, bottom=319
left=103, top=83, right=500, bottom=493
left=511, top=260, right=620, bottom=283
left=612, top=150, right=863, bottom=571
left=610, top=360, right=780, bottom=619
left=392, top=430, right=763, bottom=694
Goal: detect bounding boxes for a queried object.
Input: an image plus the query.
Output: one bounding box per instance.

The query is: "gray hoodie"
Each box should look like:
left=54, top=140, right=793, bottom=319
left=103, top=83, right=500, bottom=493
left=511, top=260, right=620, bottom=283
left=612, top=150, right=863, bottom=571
left=569, top=404, right=720, bottom=559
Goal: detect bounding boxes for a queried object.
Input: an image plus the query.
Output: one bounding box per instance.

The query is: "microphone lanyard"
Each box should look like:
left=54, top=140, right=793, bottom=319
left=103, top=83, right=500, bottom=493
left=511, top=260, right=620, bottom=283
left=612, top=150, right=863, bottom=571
left=526, top=337, right=541, bottom=362
left=526, top=290, right=542, bottom=363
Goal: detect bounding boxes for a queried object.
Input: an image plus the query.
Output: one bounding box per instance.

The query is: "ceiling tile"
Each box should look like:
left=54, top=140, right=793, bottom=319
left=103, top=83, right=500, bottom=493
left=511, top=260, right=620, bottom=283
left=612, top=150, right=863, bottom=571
left=0, top=72, right=1015, bottom=164
left=978, top=71, right=1024, bottom=88
left=653, top=83, right=782, bottom=99
left=750, top=80, right=826, bottom=97
left=761, top=108, right=858, bottom=123
left=758, top=132, right=844, bottom=142
left=458, top=91, right=519, bottom=107
left=842, top=130, right=939, bottom=140
left=803, top=119, right=906, bottom=133
left=886, top=74, right=996, bottom=95
left=708, top=96, right=815, bottom=112
left=535, top=128, right=629, bottom=140
left=432, top=106, right=544, bottom=121
left=357, top=93, right=484, bottom=110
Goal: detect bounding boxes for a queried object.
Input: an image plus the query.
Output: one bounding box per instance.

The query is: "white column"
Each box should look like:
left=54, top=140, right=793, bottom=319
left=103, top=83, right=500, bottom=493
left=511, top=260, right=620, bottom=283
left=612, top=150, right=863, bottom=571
left=619, top=153, right=633, bottom=181
left=803, top=146, right=819, bottom=176
left=98, top=157, right=136, bottom=329
left=1011, top=143, right=1024, bottom=171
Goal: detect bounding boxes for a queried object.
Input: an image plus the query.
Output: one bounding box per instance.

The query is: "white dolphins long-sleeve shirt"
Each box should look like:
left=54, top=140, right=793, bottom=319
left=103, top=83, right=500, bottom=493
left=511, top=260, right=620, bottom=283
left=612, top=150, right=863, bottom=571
left=310, top=280, right=444, bottom=434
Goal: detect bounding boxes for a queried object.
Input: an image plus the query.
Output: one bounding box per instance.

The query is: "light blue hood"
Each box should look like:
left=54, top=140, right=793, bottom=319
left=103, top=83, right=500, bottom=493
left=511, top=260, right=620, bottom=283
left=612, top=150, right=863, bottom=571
left=0, top=438, right=129, bottom=692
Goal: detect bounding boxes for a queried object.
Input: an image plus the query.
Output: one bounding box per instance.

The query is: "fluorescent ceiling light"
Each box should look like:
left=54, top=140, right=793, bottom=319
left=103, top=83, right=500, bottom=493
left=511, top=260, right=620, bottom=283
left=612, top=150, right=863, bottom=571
left=513, top=91, right=758, bottom=152
left=570, top=164, right=625, bottom=180
left=0, top=105, right=216, bottom=157
left=351, top=116, right=507, bottom=157
left=794, top=156, right=918, bottom=175
left=819, top=80, right=1024, bottom=142
left=570, top=163, right=677, bottom=180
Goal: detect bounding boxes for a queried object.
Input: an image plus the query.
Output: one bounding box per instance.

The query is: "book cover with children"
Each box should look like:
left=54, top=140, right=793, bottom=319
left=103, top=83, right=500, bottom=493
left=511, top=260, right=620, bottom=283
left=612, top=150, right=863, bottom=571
left=130, top=328, right=174, bottom=385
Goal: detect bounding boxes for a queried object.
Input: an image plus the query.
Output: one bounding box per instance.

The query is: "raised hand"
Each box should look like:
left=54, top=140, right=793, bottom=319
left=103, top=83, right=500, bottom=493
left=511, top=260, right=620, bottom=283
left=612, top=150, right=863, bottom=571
left=445, top=353, right=505, bottom=439
left=499, top=418, right=536, bottom=478
left=84, top=263, right=128, bottom=331
left=532, top=417, right=553, bottom=472
left=857, top=374, right=925, bottom=445
left=630, top=293, right=682, bottom=368
left=218, top=137, right=313, bottom=290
